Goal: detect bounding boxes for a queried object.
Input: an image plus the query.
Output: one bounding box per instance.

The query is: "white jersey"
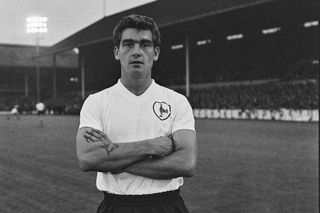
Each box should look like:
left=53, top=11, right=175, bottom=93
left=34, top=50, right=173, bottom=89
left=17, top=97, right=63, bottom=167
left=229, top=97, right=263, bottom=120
left=79, top=79, right=195, bottom=195
left=11, top=107, right=18, bottom=114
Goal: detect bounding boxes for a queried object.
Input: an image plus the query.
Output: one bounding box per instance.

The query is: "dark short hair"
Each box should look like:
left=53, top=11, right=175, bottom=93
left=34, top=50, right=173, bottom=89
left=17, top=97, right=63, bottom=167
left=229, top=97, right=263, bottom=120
left=113, top=14, right=161, bottom=48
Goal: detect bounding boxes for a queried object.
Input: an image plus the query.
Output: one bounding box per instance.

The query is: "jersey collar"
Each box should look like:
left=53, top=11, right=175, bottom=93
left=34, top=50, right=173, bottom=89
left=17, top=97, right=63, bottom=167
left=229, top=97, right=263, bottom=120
left=116, top=79, right=156, bottom=104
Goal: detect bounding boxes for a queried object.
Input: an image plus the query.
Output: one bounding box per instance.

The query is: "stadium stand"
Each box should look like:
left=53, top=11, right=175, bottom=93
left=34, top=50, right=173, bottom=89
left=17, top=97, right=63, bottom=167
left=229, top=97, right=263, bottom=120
left=186, top=80, right=318, bottom=110
left=0, top=0, right=318, bottom=122
left=0, top=44, right=78, bottom=113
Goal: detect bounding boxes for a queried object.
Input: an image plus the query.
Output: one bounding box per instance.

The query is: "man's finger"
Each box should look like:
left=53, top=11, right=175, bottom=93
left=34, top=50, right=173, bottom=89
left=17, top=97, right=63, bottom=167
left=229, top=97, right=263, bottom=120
left=85, top=136, right=96, bottom=143
left=101, top=132, right=110, bottom=142
left=85, top=138, right=95, bottom=143
left=86, top=129, right=103, bottom=140
left=90, top=129, right=106, bottom=140
left=91, top=128, right=103, bottom=135
left=84, top=133, right=98, bottom=142
left=91, top=128, right=110, bottom=142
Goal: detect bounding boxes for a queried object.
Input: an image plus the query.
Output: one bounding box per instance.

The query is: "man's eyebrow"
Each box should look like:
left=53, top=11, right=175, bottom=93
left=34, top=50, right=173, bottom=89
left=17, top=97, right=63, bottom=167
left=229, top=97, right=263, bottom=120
left=121, top=39, right=153, bottom=43
left=121, top=39, right=134, bottom=43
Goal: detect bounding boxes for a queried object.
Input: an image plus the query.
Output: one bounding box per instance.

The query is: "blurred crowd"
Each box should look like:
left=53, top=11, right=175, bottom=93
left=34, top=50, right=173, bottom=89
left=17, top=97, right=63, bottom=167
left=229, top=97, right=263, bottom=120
left=186, top=80, right=318, bottom=110
left=0, top=80, right=318, bottom=115
left=0, top=92, right=83, bottom=115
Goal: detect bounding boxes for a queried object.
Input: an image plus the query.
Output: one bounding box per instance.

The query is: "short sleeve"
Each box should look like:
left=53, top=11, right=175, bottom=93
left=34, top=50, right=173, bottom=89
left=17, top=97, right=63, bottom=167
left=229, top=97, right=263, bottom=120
left=79, top=94, right=103, bottom=131
left=172, top=95, right=195, bottom=133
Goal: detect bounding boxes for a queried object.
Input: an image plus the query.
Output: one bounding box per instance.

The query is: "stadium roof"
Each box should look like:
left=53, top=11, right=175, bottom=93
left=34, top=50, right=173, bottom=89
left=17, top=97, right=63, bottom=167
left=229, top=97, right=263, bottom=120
left=0, top=44, right=77, bottom=68
left=46, top=0, right=318, bottom=54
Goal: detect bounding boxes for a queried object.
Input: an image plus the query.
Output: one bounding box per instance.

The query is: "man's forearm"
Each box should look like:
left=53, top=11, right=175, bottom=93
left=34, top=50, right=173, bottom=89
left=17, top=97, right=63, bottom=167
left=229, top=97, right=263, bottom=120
left=78, top=139, right=153, bottom=172
left=122, top=149, right=196, bottom=179
left=77, top=128, right=174, bottom=172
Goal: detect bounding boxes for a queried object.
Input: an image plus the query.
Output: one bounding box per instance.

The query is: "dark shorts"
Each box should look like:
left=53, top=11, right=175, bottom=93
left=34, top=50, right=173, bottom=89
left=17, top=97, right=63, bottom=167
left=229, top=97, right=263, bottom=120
left=37, top=110, right=45, bottom=115
left=97, top=189, right=189, bottom=213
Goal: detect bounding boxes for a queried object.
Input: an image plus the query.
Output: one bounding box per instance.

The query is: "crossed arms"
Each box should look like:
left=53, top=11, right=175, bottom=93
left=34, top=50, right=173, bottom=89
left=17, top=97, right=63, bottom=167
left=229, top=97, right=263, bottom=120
left=76, top=127, right=197, bottom=179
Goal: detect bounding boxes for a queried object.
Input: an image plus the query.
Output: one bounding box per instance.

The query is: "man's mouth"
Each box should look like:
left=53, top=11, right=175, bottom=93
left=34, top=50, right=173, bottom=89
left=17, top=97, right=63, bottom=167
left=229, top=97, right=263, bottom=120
left=130, top=61, right=144, bottom=65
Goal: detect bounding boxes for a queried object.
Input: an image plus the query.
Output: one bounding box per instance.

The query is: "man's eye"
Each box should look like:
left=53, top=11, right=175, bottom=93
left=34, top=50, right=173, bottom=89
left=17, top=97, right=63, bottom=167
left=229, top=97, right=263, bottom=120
left=122, top=42, right=133, bottom=47
left=142, top=42, right=153, bottom=47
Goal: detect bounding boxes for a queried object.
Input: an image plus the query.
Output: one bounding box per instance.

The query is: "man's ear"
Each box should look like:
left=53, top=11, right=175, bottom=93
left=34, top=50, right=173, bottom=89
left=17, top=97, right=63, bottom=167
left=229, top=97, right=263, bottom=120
left=114, top=46, right=119, bottom=60
left=154, top=47, right=160, bottom=61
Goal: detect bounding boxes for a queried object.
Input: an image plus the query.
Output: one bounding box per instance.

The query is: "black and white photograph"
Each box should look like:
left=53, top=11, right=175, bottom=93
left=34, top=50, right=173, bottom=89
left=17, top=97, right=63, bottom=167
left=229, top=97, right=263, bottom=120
left=0, top=0, right=318, bottom=212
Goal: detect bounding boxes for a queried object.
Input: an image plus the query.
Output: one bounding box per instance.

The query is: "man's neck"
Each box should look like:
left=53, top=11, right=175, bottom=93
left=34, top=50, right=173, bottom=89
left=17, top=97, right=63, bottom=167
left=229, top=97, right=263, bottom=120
left=120, top=76, right=152, bottom=96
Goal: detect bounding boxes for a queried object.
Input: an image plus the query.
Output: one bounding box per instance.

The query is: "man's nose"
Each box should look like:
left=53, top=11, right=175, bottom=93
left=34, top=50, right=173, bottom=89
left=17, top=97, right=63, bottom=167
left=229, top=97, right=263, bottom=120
left=132, top=43, right=142, bottom=57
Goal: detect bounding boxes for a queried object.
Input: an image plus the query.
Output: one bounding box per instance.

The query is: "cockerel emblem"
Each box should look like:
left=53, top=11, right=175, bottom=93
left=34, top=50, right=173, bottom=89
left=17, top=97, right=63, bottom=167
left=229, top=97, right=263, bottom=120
left=153, top=101, right=171, bottom=120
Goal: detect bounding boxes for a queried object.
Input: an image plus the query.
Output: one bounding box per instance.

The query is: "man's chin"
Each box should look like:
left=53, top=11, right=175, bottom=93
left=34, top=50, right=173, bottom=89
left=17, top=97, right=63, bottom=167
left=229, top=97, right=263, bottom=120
left=129, top=68, right=144, bottom=73
left=128, top=65, right=145, bottom=72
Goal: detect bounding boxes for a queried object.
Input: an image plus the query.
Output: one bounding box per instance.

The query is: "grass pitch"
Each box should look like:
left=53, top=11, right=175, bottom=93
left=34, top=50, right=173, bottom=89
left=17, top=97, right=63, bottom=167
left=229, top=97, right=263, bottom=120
left=0, top=116, right=318, bottom=213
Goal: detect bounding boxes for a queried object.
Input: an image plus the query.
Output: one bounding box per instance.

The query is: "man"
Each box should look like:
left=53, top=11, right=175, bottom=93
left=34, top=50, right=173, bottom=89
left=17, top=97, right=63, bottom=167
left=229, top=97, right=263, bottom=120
left=36, top=100, right=45, bottom=126
left=7, top=104, right=20, bottom=120
left=76, top=14, right=197, bottom=213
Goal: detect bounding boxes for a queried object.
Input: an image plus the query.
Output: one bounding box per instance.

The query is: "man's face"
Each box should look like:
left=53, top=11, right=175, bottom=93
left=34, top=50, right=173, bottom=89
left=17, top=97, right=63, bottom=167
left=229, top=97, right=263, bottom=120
left=114, top=28, right=160, bottom=77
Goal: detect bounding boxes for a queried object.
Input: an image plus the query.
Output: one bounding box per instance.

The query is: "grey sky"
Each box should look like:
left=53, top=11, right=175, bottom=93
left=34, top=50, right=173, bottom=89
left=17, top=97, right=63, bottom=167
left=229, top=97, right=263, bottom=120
left=0, top=0, right=156, bottom=46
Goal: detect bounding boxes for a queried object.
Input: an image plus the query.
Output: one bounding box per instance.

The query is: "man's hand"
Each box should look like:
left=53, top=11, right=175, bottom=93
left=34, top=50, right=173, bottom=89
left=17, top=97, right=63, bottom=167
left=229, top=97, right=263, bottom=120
left=121, top=130, right=197, bottom=179
left=84, top=128, right=111, bottom=143
left=84, top=128, right=119, bottom=156
left=150, top=136, right=175, bottom=158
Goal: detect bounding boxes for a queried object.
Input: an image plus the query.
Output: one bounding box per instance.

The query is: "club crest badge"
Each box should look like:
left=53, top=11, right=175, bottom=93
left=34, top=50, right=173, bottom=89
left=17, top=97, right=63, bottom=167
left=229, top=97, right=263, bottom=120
left=153, top=101, right=171, bottom=121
